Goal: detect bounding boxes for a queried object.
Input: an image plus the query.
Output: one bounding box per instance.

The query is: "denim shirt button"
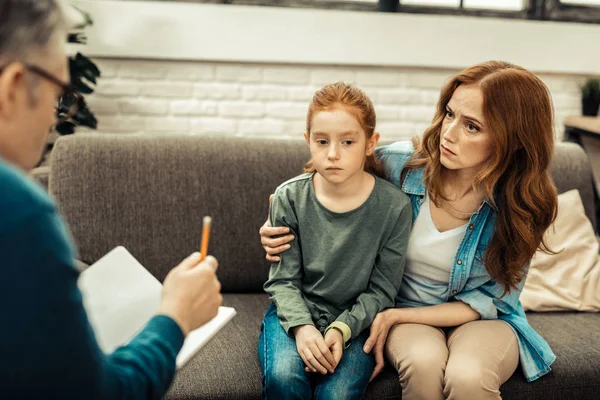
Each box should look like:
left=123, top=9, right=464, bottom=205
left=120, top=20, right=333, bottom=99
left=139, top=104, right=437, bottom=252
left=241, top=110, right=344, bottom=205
left=469, top=224, right=474, bottom=230
left=452, top=290, right=458, bottom=295
left=457, top=260, right=463, bottom=265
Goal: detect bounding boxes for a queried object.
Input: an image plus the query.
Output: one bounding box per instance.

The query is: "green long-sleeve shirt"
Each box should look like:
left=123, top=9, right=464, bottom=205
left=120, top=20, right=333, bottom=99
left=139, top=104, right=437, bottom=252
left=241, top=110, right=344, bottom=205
left=0, top=158, right=183, bottom=399
left=264, top=173, right=412, bottom=342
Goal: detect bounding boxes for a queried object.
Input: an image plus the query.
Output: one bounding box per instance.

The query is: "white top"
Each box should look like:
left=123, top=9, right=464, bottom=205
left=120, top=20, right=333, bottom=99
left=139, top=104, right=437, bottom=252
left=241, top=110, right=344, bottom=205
left=396, top=195, right=468, bottom=307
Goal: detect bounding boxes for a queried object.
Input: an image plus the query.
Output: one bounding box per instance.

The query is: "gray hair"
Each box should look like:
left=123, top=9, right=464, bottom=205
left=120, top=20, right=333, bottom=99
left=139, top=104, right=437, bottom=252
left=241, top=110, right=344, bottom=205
left=0, top=0, right=66, bottom=63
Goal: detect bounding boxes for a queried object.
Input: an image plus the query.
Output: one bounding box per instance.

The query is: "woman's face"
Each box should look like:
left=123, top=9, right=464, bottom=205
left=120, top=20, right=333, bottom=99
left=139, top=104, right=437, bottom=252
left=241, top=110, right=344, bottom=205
left=439, top=84, right=493, bottom=177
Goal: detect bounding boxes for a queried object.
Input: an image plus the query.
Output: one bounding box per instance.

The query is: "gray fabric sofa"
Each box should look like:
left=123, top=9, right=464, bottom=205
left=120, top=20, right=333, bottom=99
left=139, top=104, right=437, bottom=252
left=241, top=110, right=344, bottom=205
left=46, top=134, right=600, bottom=400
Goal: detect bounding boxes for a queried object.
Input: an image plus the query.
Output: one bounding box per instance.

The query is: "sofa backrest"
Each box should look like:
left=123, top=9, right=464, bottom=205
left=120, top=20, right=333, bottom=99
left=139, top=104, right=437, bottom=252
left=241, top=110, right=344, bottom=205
left=51, top=135, right=310, bottom=292
left=549, top=141, right=597, bottom=232
left=50, top=135, right=596, bottom=292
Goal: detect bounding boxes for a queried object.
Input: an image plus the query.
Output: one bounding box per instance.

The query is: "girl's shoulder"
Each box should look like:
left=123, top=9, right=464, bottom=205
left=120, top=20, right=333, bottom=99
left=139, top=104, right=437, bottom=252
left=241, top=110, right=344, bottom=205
left=373, top=174, right=411, bottom=205
left=277, top=172, right=312, bottom=188
left=273, top=172, right=313, bottom=198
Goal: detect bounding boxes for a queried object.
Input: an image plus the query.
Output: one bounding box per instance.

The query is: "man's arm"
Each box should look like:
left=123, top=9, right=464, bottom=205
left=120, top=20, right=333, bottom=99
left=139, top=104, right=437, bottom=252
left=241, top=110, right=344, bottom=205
left=0, top=209, right=182, bottom=400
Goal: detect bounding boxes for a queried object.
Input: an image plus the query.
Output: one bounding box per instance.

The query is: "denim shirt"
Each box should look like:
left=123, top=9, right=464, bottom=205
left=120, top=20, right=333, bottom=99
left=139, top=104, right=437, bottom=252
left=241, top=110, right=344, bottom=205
left=375, top=141, right=556, bottom=382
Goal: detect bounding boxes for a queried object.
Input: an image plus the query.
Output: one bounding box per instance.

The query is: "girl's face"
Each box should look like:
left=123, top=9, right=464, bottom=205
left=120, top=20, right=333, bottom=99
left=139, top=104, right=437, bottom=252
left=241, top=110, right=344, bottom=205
left=305, top=108, right=378, bottom=185
left=439, top=84, right=493, bottom=178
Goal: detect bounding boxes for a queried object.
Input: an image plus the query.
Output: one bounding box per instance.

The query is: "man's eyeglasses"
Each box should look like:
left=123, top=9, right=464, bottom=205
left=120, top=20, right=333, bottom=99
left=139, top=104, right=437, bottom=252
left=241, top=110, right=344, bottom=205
left=0, top=63, right=84, bottom=124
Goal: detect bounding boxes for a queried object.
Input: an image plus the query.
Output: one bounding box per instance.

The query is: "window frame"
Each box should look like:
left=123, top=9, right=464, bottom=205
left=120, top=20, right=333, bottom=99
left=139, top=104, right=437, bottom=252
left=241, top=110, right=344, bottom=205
left=176, top=0, right=600, bottom=23
left=544, top=0, right=600, bottom=24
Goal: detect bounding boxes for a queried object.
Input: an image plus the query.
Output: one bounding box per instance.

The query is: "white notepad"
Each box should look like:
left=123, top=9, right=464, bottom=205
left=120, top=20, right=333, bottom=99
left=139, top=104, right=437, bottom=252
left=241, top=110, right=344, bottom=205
left=78, top=246, right=236, bottom=369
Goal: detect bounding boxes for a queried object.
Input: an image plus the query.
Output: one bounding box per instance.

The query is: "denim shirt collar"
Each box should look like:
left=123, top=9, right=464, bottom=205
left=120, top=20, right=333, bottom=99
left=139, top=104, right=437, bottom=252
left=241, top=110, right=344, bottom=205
left=401, top=167, right=426, bottom=196
left=401, top=167, right=498, bottom=212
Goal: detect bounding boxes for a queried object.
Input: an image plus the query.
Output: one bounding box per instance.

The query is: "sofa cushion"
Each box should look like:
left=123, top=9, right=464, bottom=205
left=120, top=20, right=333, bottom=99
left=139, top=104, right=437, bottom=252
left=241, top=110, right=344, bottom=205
left=521, top=189, right=600, bottom=312
left=500, top=312, right=600, bottom=400
left=166, top=294, right=268, bottom=399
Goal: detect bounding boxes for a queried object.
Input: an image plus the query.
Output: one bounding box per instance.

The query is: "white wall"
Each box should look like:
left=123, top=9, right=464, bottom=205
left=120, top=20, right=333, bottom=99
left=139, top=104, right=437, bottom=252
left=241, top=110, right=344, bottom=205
left=85, top=59, right=582, bottom=141
left=73, top=1, right=599, bottom=140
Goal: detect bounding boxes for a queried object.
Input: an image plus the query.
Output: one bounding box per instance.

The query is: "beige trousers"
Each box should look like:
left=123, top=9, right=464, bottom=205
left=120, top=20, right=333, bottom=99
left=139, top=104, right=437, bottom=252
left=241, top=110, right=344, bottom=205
left=384, top=320, right=519, bottom=400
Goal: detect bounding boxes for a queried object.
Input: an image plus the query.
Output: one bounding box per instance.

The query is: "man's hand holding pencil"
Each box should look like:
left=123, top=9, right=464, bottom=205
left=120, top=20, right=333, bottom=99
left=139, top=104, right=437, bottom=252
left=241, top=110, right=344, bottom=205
left=158, top=216, right=222, bottom=337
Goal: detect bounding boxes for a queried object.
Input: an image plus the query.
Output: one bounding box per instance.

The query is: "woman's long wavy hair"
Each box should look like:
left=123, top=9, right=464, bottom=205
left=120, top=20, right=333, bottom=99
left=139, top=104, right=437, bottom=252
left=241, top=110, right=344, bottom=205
left=304, top=82, right=384, bottom=178
left=405, top=61, right=558, bottom=295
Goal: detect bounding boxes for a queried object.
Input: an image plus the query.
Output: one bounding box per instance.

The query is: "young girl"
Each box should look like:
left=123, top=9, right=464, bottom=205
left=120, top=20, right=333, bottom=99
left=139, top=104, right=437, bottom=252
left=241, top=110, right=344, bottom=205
left=258, top=82, right=412, bottom=400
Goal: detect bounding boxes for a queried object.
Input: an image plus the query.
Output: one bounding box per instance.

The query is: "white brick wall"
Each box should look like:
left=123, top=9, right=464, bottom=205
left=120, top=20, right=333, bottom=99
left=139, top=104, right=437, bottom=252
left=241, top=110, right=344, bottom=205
left=85, top=58, right=584, bottom=140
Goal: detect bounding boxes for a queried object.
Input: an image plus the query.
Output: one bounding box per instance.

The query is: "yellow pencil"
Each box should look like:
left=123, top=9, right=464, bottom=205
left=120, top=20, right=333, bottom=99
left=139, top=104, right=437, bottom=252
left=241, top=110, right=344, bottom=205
left=200, top=216, right=212, bottom=262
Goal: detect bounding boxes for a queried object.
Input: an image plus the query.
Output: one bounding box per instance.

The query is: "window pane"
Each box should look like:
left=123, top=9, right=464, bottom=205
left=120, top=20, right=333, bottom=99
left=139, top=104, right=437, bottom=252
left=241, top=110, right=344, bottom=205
left=315, top=0, right=377, bottom=2
left=560, top=0, right=600, bottom=5
left=464, top=0, right=525, bottom=10
left=401, top=0, right=461, bottom=7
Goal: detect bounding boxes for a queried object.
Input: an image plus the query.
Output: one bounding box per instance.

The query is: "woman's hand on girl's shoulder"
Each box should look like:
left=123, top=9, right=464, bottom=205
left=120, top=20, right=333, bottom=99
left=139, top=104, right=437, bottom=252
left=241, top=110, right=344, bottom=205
left=259, top=194, right=295, bottom=262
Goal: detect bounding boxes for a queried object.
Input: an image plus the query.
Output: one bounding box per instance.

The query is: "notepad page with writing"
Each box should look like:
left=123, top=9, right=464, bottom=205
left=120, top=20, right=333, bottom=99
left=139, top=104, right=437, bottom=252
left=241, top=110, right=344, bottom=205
left=78, top=246, right=236, bottom=369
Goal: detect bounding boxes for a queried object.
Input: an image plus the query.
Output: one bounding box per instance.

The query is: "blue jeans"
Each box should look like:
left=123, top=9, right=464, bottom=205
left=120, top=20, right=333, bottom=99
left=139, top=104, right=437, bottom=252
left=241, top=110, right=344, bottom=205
left=258, top=303, right=375, bottom=400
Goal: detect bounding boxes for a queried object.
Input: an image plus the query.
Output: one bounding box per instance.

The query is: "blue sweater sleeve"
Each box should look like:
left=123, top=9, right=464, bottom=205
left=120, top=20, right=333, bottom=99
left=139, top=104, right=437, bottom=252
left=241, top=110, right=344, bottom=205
left=0, top=208, right=184, bottom=400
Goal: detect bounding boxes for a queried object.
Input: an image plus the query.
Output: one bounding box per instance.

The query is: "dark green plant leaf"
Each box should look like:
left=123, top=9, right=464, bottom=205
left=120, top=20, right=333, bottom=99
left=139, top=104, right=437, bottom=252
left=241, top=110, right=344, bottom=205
left=73, top=53, right=101, bottom=76
left=73, top=53, right=100, bottom=84
left=56, top=76, right=100, bottom=134
left=55, top=7, right=101, bottom=135
left=75, top=102, right=98, bottom=129
left=68, top=32, right=87, bottom=44
left=55, top=121, right=76, bottom=135
left=68, top=53, right=100, bottom=94
left=71, top=5, right=94, bottom=30
left=582, top=79, right=600, bottom=100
